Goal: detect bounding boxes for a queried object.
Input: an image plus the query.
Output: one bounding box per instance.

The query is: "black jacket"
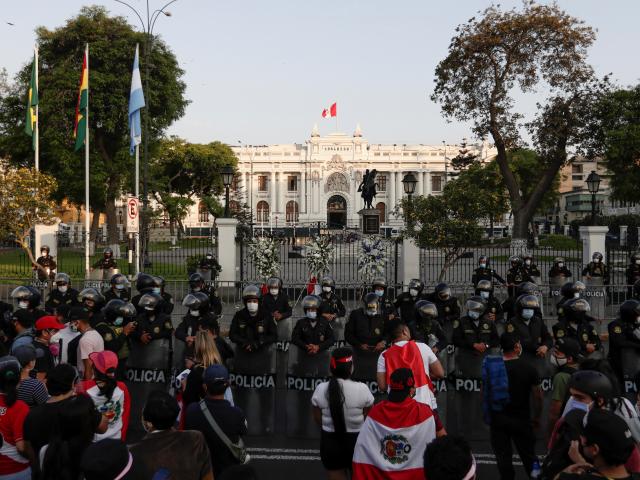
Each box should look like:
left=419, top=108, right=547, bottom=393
left=552, top=319, right=601, bottom=354
left=134, top=311, right=173, bottom=342
left=291, top=317, right=335, bottom=352
left=345, top=308, right=386, bottom=349
left=45, top=288, right=79, bottom=313
left=319, top=291, right=346, bottom=318
left=229, top=308, right=277, bottom=350
left=472, top=267, right=505, bottom=286
left=452, top=315, right=500, bottom=353
left=504, top=315, right=552, bottom=354
left=262, top=292, right=292, bottom=321
left=103, top=288, right=131, bottom=303
left=412, top=317, right=448, bottom=351
left=394, top=292, right=426, bottom=323
left=581, top=262, right=610, bottom=284
left=427, top=294, right=461, bottom=326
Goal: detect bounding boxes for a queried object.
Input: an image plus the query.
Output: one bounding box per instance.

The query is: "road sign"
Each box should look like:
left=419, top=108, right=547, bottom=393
left=127, top=197, right=140, bottom=234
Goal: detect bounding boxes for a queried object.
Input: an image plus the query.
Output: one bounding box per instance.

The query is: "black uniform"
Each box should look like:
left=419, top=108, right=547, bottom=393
left=175, top=313, right=221, bottom=359
left=427, top=294, right=461, bottom=327
left=198, top=257, right=220, bottom=272
left=552, top=319, right=601, bottom=356
left=549, top=266, right=572, bottom=282
left=262, top=292, right=293, bottom=322
left=291, top=317, right=335, bottom=353
left=95, top=320, right=133, bottom=378
left=522, top=264, right=541, bottom=282
left=344, top=308, right=386, bottom=349
left=229, top=309, right=277, bottom=351
left=483, top=296, right=504, bottom=320
left=134, top=311, right=174, bottom=343
left=93, top=257, right=118, bottom=270
left=503, top=316, right=552, bottom=357
left=195, top=285, right=222, bottom=317
left=103, top=288, right=131, bottom=303
left=506, top=267, right=526, bottom=297
left=34, top=256, right=56, bottom=280
left=626, top=265, right=640, bottom=298
left=607, top=319, right=640, bottom=382
left=319, top=291, right=346, bottom=318
left=160, top=292, right=174, bottom=315
left=394, top=292, right=426, bottom=323
left=452, top=315, right=500, bottom=354
left=412, top=316, right=448, bottom=352
left=375, top=295, right=396, bottom=321
left=472, top=267, right=505, bottom=287
left=581, top=262, right=610, bottom=285
left=45, top=288, right=79, bottom=313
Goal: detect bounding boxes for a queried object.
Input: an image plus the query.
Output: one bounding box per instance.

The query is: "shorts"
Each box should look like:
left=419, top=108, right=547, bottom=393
left=320, top=430, right=359, bottom=471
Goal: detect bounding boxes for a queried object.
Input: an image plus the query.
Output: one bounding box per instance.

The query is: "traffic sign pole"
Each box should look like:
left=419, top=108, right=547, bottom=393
left=126, top=196, right=140, bottom=275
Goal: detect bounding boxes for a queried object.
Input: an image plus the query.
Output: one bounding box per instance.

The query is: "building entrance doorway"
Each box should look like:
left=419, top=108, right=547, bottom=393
left=327, top=195, right=347, bottom=228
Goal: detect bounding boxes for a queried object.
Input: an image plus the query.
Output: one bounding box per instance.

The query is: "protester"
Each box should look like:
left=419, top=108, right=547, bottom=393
left=13, top=344, right=48, bottom=407
left=32, top=315, right=65, bottom=379
left=423, top=435, right=476, bottom=480
left=184, top=364, right=248, bottom=477
left=70, top=306, right=105, bottom=380
left=0, top=356, right=30, bottom=479
left=352, top=368, right=445, bottom=479
left=547, top=338, right=582, bottom=436
left=182, top=330, right=227, bottom=409
left=50, top=304, right=80, bottom=364
left=311, top=347, right=374, bottom=480
left=80, top=439, right=134, bottom=480
left=8, top=310, right=34, bottom=354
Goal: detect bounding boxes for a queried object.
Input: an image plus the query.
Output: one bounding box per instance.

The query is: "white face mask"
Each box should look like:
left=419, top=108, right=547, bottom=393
left=550, top=354, right=567, bottom=368
left=152, top=287, right=161, bottom=295
left=247, top=302, right=259, bottom=314
left=521, top=309, right=534, bottom=320
left=206, top=255, right=212, bottom=260
left=593, top=258, right=600, bottom=263
left=468, top=310, right=480, bottom=320
left=374, top=289, right=384, bottom=297
left=366, top=308, right=377, bottom=317
left=192, top=287, right=201, bottom=292
left=574, top=292, right=580, bottom=299
left=116, top=284, right=125, bottom=291
left=18, top=301, right=29, bottom=309
left=480, top=291, right=490, bottom=299
left=322, top=286, right=332, bottom=293
left=58, top=285, right=68, bottom=294
left=144, top=306, right=155, bottom=312
left=633, top=327, right=640, bottom=341
left=190, top=309, right=200, bottom=317
left=525, top=260, right=531, bottom=266
left=636, top=260, right=640, bottom=266
left=307, top=311, right=317, bottom=320
left=269, top=288, right=279, bottom=296
left=558, top=263, right=564, bottom=268
left=409, top=289, right=419, bottom=297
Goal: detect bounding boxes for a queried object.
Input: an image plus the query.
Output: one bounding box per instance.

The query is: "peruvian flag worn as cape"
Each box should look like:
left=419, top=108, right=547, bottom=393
left=352, top=397, right=436, bottom=479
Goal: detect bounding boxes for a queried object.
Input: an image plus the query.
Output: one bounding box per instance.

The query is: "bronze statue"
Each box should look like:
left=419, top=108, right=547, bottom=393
left=357, top=169, right=377, bottom=209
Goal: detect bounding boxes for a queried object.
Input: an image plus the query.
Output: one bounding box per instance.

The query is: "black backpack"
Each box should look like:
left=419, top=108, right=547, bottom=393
left=541, top=410, right=584, bottom=480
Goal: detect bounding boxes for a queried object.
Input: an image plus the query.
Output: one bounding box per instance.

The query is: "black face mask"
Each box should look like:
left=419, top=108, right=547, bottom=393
left=95, top=373, right=117, bottom=399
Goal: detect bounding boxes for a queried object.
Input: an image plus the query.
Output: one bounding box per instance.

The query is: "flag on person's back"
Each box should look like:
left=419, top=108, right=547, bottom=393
left=128, top=44, right=145, bottom=155
left=74, top=47, right=88, bottom=152
left=24, top=51, right=38, bottom=149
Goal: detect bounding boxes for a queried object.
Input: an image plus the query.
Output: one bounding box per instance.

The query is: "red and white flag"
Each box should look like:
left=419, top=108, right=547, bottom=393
left=321, top=102, right=337, bottom=118
left=352, top=398, right=437, bottom=479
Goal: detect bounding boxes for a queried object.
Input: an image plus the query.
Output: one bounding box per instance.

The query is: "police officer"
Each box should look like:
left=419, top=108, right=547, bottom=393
left=475, top=279, right=504, bottom=322
left=93, top=247, right=118, bottom=270
left=131, top=273, right=155, bottom=311
left=318, top=276, right=346, bottom=322
left=522, top=254, right=541, bottom=283
left=229, top=285, right=277, bottom=352
left=506, top=255, right=525, bottom=298
left=634, top=279, right=640, bottom=301
left=552, top=298, right=601, bottom=357
left=152, top=276, right=174, bottom=315
left=134, top=292, right=174, bottom=346
left=198, top=252, right=221, bottom=277
left=502, top=281, right=538, bottom=320
left=45, top=273, right=79, bottom=313
left=504, top=295, right=552, bottom=362
left=428, top=283, right=461, bottom=328
left=471, top=255, right=506, bottom=287
left=626, top=252, right=640, bottom=298
left=582, top=252, right=610, bottom=285
left=10, top=286, right=45, bottom=320
left=372, top=277, right=396, bottom=321
left=262, top=277, right=292, bottom=324
left=103, top=273, right=130, bottom=302
left=607, top=299, right=640, bottom=384
left=345, top=293, right=386, bottom=353
left=452, top=296, right=499, bottom=356
left=78, top=288, right=106, bottom=326
left=188, top=273, right=222, bottom=317
left=394, top=278, right=426, bottom=323
left=33, top=245, right=56, bottom=281
left=549, top=256, right=572, bottom=284
left=95, top=299, right=137, bottom=379
left=291, top=295, right=334, bottom=355
left=175, top=292, right=219, bottom=363
left=413, top=300, right=448, bottom=354
left=556, top=281, right=586, bottom=320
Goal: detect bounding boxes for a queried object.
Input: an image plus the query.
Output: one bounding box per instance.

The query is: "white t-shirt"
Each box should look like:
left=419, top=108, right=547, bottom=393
left=311, top=379, right=374, bottom=433
left=377, top=340, right=439, bottom=409
left=77, top=330, right=104, bottom=375
left=51, top=326, right=80, bottom=364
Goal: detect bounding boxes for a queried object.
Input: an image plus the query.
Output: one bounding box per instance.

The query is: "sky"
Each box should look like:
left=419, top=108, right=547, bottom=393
left=1, top=0, right=639, bottom=146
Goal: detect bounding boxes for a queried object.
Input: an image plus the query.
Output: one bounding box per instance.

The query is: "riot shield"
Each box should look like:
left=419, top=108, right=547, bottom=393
left=621, top=348, right=640, bottom=398
left=585, top=277, right=606, bottom=330
left=196, top=268, right=212, bottom=281
left=352, top=348, right=378, bottom=383
left=451, top=348, right=487, bottom=440
left=549, top=276, right=570, bottom=316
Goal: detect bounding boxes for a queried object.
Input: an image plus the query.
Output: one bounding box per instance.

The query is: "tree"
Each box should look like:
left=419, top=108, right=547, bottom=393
left=0, top=6, right=188, bottom=245
left=432, top=2, right=599, bottom=252
left=400, top=182, right=484, bottom=281
left=0, top=166, right=58, bottom=274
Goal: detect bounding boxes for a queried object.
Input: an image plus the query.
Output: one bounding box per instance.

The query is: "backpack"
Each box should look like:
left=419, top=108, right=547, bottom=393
left=481, top=354, right=510, bottom=425
left=541, top=415, right=582, bottom=480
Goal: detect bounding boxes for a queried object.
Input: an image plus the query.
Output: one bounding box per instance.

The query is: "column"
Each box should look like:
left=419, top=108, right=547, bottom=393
left=270, top=172, right=276, bottom=216
left=389, top=172, right=396, bottom=212
left=300, top=172, right=306, bottom=215
left=425, top=172, right=432, bottom=196
left=396, top=172, right=403, bottom=206
left=244, top=172, right=251, bottom=207
left=402, top=238, right=420, bottom=286
left=278, top=172, right=285, bottom=215
left=579, top=226, right=609, bottom=267
left=416, top=171, right=423, bottom=197
left=216, top=218, right=238, bottom=285
left=421, top=172, right=427, bottom=196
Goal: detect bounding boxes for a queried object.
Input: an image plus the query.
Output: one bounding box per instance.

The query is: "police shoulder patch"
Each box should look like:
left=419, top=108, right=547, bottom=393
left=164, top=322, right=172, bottom=329
left=506, top=324, right=515, bottom=333
left=453, top=320, right=459, bottom=328
left=614, top=326, right=622, bottom=334
left=104, top=333, right=113, bottom=341
left=582, top=333, right=589, bottom=341
left=153, top=326, right=160, bottom=334
left=556, top=330, right=565, bottom=338
left=483, top=324, right=489, bottom=330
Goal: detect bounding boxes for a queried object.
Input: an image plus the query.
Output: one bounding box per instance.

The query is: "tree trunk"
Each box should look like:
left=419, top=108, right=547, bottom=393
left=90, top=209, right=101, bottom=244
left=510, top=211, right=530, bottom=255
left=105, top=197, right=119, bottom=244
left=490, top=217, right=495, bottom=244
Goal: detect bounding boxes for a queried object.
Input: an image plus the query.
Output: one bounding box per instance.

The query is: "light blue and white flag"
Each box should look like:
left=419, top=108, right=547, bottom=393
left=128, top=44, right=145, bottom=155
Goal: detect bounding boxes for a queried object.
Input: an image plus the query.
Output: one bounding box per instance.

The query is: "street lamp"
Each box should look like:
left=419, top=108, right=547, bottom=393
left=221, top=165, right=234, bottom=218
left=402, top=172, right=418, bottom=231
left=586, top=170, right=601, bottom=226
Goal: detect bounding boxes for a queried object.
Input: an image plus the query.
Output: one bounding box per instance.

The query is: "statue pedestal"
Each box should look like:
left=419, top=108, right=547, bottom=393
left=358, top=209, right=380, bottom=235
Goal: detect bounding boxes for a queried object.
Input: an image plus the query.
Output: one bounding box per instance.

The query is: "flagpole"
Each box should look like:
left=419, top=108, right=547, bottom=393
left=34, top=47, right=39, bottom=172
left=84, top=43, right=90, bottom=279
left=135, top=144, right=140, bottom=274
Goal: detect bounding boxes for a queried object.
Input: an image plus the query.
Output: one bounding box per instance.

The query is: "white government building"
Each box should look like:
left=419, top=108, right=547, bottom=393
left=218, top=124, right=497, bottom=229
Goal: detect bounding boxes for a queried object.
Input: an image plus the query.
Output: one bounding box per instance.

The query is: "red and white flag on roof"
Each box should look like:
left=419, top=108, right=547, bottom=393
left=321, top=102, right=337, bottom=118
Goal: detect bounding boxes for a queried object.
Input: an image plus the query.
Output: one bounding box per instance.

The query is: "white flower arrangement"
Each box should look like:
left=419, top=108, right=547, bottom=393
left=306, top=235, right=335, bottom=277
left=358, top=235, right=389, bottom=282
left=248, top=236, right=281, bottom=280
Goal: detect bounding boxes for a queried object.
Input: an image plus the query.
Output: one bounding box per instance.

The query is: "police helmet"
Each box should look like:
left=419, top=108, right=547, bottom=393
left=205, top=251, right=214, bottom=258
left=11, top=286, right=41, bottom=308
left=478, top=255, right=490, bottom=266
left=103, top=299, right=136, bottom=323
left=363, top=292, right=379, bottom=313
left=189, top=273, right=205, bottom=290
left=135, top=273, right=156, bottom=293
left=193, top=292, right=210, bottom=312
left=516, top=294, right=540, bottom=313
left=415, top=300, right=438, bottom=321
left=372, top=277, right=387, bottom=289
left=631, top=252, right=640, bottom=264
left=320, top=276, right=335, bottom=289
left=564, top=298, right=591, bottom=322
left=40, top=245, right=50, bottom=254
left=465, top=296, right=487, bottom=316
left=302, top=295, right=321, bottom=312
left=592, top=252, right=603, bottom=262
left=509, top=255, right=522, bottom=267
left=242, top=284, right=261, bottom=303
left=574, top=281, right=586, bottom=295
left=634, top=279, right=640, bottom=299
left=153, top=276, right=166, bottom=289
left=516, top=281, right=538, bottom=297
left=182, top=294, right=202, bottom=311
left=138, top=293, right=162, bottom=312
left=104, top=247, right=113, bottom=258
left=475, top=279, right=493, bottom=294
left=408, top=278, right=424, bottom=293
left=78, top=288, right=105, bottom=306
left=554, top=257, right=565, bottom=266
left=568, top=370, right=613, bottom=403
left=54, top=272, right=71, bottom=286
left=523, top=254, right=533, bottom=262
left=267, top=277, right=282, bottom=290
left=110, top=273, right=128, bottom=288
left=435, top=283, right=451, bottom=301
left=619, top=299, right=640, bottom=324
left=560, top=282, right=576, bottom=300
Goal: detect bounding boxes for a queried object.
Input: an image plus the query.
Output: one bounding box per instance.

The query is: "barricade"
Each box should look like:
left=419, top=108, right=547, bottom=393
left=622, top=349, right=640, bottom=397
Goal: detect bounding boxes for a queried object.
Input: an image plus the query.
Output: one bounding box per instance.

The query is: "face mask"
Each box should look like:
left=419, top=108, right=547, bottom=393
left=206, top=255, right=212, bottom=260
left=550, top=354, right=567, bottom=368
left=366, top=309, right=377, bottom=317
left=479, top=263, right=486, bottom=269
left=525, top=260, right=531, bottom=266
left=190, top=309, right=200, bottom=317
left=322, top=286, right=332, bottom=293
left=114, top=317, right=123, bottom=326
left=521, top=308, right=534, bottom=320
left=247, top=302, right=259, bottom=314
left=562, top=396, right=592, bottom=417
left=374, top=289, right=384, bottom=297
left=593, top=258, right=600, bottom=263
left=558, top=263, right=564, bottom=268
left=41, top=252, right=48, bottom=257
left=152, top=287, right=161, bottom=295
left=409, top=289, right=419, bottom=297
left=480, top=291, right=490, bottom=299
left=307, top=311, right=317, bottom=320
left=270, top=288, right=279, bottom=296
left=633, top=327, right=640, bottom=341
left=58, top=285, right=68, bottom=293
left=574, top=292, right=580, bottom=299
left=116, top=285, right=125, bottom=291
left=70, top=323, right=79, bottom=333
left=192, top=287, right=201, bottom=292
left=144, top=306, right=155, bottom=312
left=18, top=301, right=29, bottom=309
left=636, top=260, right=640, bottom=266
left=469, top=311, right=480, bottom=320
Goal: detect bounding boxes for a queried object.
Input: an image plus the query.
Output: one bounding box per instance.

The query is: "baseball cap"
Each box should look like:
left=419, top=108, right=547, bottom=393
left=387, top=368, right=415, bottom=403
left=12, top=344, right=37, bottom=367
left=35, top=315, right=65, bottom=331
left=580, top=409, right=635, bottom=459
left=555, top=338, right=581, bottom=360
left=68, top=306, right=90, bottom=322
left=80, top=438, right=133, bottom=480
left=203, top=364, right=229, bottom=385
left=89, top=351, right=118, bottom=377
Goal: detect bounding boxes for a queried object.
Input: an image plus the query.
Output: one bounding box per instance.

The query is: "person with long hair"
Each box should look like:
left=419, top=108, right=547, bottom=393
left=182, top=330, right=225, bottom=408
left=0, top=356, right=30, bottom=479
left=311, top=347, right=374, bottom=480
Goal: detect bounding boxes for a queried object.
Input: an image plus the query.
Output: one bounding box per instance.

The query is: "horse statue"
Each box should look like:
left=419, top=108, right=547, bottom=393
left=357, top=169, right=378, bottom=209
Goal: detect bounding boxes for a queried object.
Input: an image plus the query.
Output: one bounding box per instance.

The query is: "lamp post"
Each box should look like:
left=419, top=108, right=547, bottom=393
left=221, top=165, right=234, bottom=218
left=402, top=172, right=418, bottom=231
left=586, top=170, right=601, bottom=226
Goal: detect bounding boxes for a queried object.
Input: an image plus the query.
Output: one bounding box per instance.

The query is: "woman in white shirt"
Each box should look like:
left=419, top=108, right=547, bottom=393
left=312, top=347, right=374, bottom=480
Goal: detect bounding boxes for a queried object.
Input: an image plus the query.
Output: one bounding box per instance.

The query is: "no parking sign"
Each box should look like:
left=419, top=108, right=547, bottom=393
left=127, top=197, right=139, bottom=234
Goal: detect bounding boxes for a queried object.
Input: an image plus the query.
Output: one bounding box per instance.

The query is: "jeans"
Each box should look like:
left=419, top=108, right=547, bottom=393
left=490, top=413, right=537, bottom=480
left=0, top=467, right=32, bottom=480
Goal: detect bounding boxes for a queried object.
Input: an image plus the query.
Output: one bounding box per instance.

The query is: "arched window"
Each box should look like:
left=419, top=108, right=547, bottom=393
left=286, top=201, right=299, bottom=224
left=229, top=200, right=241, bottom=214
left=376, top=202, right=386, bottom=224
left=257, top=201, right=270, bottom=223
left=198, top=201, right=209, bottom=223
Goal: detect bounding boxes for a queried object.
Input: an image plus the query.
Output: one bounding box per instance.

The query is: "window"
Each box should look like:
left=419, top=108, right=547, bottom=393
left=286, top=201, right=299, bottom=223
left=572, top=164, right=583, bottom=174
left=377, top=175, right=387, bottom=192
left=572, top=175, right=583, bottom=181
left=376, top=202, right=386, bottom=223
left=198, top=201, right=209, bottom=223
left=287, top=175, right=298, bottom=192
left=431, top=175, right=442, bottom=192
left=572, top=186, right=582, bottom=191
left=229, top=200, right=241, bottom=214
left=258, top=175, right=268, bottom=192
left=257, top=201, right=270, bottom=223
left=231, top=174, right=240, bottom=192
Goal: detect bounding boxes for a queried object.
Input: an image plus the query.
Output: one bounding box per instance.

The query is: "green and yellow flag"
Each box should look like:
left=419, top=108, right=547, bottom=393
left=24, top=52, right=38, bottom=150
left=74, top=47, right=88, bottom=152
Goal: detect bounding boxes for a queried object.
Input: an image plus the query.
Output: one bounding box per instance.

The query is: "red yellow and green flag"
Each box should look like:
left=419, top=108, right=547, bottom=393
left=24, top=52, right=38, bottom=150
left=74, top=47, right=88, bottom=152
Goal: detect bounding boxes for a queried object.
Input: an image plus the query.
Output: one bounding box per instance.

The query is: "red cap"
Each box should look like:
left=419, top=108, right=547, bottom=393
left=35, top=315, right=65, bottom=331
left=89, top=351, right=118, bottom=376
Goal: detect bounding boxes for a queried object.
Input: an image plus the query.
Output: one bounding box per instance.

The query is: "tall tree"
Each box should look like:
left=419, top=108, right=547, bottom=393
left=432, top=2, right=599, bottom=252
left=0, top=6, right=188, bottom=244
